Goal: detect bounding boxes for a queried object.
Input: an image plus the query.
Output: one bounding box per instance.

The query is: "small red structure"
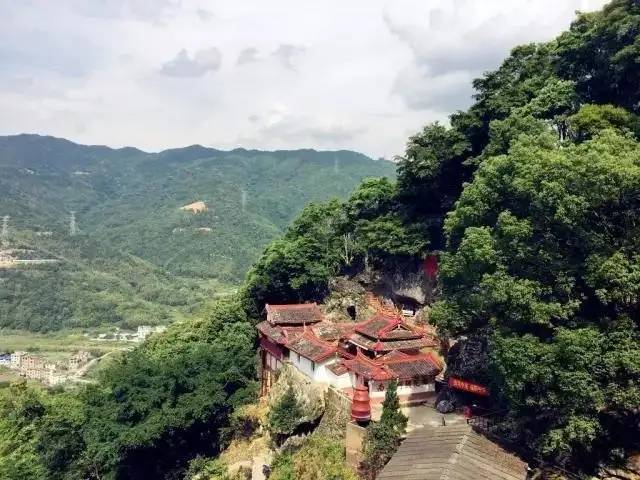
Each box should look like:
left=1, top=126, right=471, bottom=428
left=422, top=255, right=439, bottom=280
left=351, top=384, right=371, bottom=423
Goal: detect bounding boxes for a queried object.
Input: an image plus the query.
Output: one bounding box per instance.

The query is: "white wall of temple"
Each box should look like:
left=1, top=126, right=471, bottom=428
left=369, top=379, right=436, bottom=398
left=288, top=351, right=335, bottom=384
left=326, top=369, right=352, bottom=389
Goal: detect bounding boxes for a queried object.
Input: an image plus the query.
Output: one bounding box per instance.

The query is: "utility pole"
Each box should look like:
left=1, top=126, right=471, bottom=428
left=1, top=216, right=8, bottom=247
left=69, top=211, right=77, bottom=237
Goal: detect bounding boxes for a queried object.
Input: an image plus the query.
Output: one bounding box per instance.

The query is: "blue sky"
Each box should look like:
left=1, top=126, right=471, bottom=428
left=0, top=0, right=608, bottom=158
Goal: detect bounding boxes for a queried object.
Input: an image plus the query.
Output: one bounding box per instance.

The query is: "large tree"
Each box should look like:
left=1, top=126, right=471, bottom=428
left=432, top=129, right=640, bottom=469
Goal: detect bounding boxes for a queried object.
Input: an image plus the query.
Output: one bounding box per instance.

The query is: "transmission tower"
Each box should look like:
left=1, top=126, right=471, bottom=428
left=241, top=189, right=247, bottom=213
left=1, top=216, right=8, bottom=246
left=69, top=211, right=77, bottom=237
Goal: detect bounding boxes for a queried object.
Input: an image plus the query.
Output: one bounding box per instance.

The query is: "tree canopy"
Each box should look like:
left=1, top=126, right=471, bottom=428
left=3, top=0, right=640, bottom=477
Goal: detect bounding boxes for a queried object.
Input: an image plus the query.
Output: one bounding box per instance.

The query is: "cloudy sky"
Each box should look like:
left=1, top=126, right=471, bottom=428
left=1, top=0, right=608, bottom=158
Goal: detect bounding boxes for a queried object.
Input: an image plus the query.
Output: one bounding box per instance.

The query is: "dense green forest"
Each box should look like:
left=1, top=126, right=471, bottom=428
left=243, top=0, right=640, bottom=472
left=0, top=136, right=394, bottom=330
left=1, top=0, right=640, bottom=478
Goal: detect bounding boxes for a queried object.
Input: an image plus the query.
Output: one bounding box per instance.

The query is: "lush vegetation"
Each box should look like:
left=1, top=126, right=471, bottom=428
left=2, top=1, right=640, bottom=478
left=269, top=435, right=357, bottom=480
left=0, top=297, right=257, bottom=480
left=243, top=0, right=640, bottom=473
left=267, top=384, right=304, bottom=437
left=0, top=136, right=394, bottom=331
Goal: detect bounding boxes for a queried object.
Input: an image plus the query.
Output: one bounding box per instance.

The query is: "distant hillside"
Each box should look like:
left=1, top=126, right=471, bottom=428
left=0, top=134, right=395, bottom=330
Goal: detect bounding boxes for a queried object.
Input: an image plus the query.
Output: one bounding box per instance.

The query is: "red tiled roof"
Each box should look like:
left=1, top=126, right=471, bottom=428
left=286, top=329, right=337, bottom=363
left=348, top=332, right=434, bottom=352
left=326, top=362, right=349, bottom=376
left=381, top=351, right=442, bottom=379
left=312, top=321, right=356, bottom=341
left=342, top=350, right=441, bottom=381
left=257, top=321, right=287, bottom=343
left=342, top=351, right=393, bottom=381
left=265, top=303, right=324, bottom=325
left=260, top=336, right=285, bottom=360
left=355, top=313, right=423, bottom=340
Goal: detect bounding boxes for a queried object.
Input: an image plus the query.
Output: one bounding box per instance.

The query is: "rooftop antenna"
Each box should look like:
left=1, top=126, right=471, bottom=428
left=69, top=211, right=77, bottom=237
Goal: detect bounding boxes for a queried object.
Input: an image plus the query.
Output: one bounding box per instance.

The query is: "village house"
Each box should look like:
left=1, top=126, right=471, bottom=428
left=256, top=302, right=442, bottom=406
left=69, top=350, right=92, bottom=370
left=0, top=353, right=11, bottom=366
left=10, top=350, right=26, bottom=369
left=21, top=353, right=45, bottom=371
left=135, top=325, right=167, bottom=342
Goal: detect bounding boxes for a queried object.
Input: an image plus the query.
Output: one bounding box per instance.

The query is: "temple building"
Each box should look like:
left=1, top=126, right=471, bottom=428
left=339, top=313, right=441, bottom=404
left=257, top=302, right=442, bottom=406
left=257, top=303, right=340, bottom=394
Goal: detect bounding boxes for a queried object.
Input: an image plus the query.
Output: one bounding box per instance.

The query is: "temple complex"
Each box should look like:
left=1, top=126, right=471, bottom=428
left=256, top=302, right=442, bottom=407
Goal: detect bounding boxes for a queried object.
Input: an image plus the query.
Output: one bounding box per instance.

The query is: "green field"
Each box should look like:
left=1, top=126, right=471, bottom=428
left=0, top=328, right=133, bottom=362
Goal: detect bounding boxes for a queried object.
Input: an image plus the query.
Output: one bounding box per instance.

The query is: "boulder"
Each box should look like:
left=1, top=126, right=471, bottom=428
left=268, top=364, right=325, bottom=426
left=445, top=334, right=490, bottom=384
left=599, top=454, right=640, bottom=480
left=436, top=400, right=455, bottom=414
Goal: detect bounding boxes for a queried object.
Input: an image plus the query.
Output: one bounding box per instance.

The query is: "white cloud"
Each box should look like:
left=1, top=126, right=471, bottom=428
left=160, top=47, right=222, bottom=77
left=0, top=0, right=609, bottom=158
left=384, top=0, right=609, bottom=112
left=237, top=47, right=259, bottom=66
left=271, top=44, right=306, bottom=71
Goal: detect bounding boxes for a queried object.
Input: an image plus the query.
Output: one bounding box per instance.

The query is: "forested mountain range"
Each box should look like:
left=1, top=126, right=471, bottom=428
left=0, top=134, right=394, bottom=330
left=1, top=1, right=640, bottom=479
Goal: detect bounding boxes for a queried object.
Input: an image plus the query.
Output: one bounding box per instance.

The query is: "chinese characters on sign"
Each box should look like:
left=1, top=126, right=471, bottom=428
left=448, top=376, right=490, bottom=396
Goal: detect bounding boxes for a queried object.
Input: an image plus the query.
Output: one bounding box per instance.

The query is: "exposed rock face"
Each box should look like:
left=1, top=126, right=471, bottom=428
left=316, top=387, right=352, bottom=439
left=436, top=334, right=491, bottom=409
left=382, top=269, right=431, bottom=305
left=445, top=334, right=490, bottom=384
left=370, top=259, right=438, bottom=306
left=599, top=454, right=640, bottom=480
left=323, top=277, right=375, bottom=322
left=268, top=364, right=325, bottom=426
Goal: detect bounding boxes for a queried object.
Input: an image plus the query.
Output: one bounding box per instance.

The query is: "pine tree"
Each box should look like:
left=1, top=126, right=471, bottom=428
left=379, top=381, right=408, bottom=435
left=361, top=381, right=407, bottom=479
left=268, top=384, right=303, bottom=436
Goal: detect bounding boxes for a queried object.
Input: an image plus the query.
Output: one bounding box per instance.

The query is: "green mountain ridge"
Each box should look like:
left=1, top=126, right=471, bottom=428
left=0, top=134, right=395, bottom=330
